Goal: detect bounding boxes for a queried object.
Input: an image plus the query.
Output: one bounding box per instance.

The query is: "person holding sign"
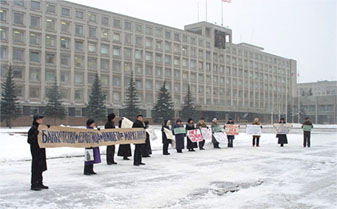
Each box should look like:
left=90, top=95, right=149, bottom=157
left=302, top=117, right=313, bottom=148
left=162, top=119, right=173, bottom=155
left=173, top=119, right=186, bottom=153
left=105, top=113, right=117, bottom=165
left=132, top=115, right=146, bottom=166
left=211, top=118, right=221, bottom=149
left=276, top=118, right=288, bottom=147
left=186, top=118, right=198, bottom=152
left=84, top=119, right=101, bottom=175
left=196, top=117, right=207, bottom=150
left=27, top=114, right=48, bottom=191
left=117, top=118, right=132, bottom=160
left=224, top=118, right=235, bottom=148
left=142, top=121, right=152, bottom=157
left=252, top=117, right=262, bottom=147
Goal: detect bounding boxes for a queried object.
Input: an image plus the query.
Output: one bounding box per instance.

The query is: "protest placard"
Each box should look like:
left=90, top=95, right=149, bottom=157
left=213, top=132, right=227, bottom=142
left=173, top=127, right=186, bottom=135
left=163, top=128, right=175, bottom=140
left=200, top=128, right=212, bottom=141
left=302, top=125, right=312, bottom=132
left=38, top=125, right=146, bottom=148
left=274, top=124, right=292, bottom=134
left=121, top=117, right=133, bottom=128
left=187, top=129, right=203, bottom=142
left=225, top=124, right=239, bottom=135
left=246, top=125, right=262, bottom=136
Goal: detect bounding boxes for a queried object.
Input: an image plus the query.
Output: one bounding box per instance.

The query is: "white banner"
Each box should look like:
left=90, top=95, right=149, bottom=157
left=200, top=128, right=212, bottom=141
left=273, top=124, right=292, bottom=135
left=164, top=128, right=175, bottom=140
left=246, top=125, right=262, bottom=136
left=121, top=117, right=133, bottom=128
left=213, top=132, right=227, bottom=142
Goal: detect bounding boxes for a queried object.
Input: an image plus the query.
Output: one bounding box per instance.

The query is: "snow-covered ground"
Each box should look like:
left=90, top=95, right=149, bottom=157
left=0, top=125, right=336, bottom=209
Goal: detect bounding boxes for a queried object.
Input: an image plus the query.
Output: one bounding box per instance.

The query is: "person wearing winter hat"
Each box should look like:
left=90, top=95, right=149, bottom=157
left=211, top=118, right=221, bottom=149
left=84, top=119, right=101, bottom=175
left=105, top=113, right=117, bottom=165
left=186, top=118, right=197, bottom=152
left=27, top=114, right=48, bottom=191
left=173, top=119, right=185, bottom=153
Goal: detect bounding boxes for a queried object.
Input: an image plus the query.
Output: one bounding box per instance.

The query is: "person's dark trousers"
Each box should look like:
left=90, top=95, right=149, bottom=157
left=163, top=143, right=169, bottom=154
left=134, top=144, right=142, bottom=165
left=199, top=140, right=205, bottom=150
left=31, top=169, right=43, bottom=187
left=228, top=139, right=233, bottom=147
left=84, top=164, right=94, bottom=174
left=280, top=144, right=284, bottom=147
left=106, top=145, right=116, bottom=164
left=177, top=149, right=182, bottom=153
left=213, top=142, right=219, bottom=148
left=303, top=133, right=311, bottom=147
left=252, top=136, right=260, bottom=147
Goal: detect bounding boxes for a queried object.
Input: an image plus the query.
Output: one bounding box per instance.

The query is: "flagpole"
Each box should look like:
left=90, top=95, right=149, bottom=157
left=205, top=0, right=208, bottom=22
left=221, top=0, right=223, bottom=26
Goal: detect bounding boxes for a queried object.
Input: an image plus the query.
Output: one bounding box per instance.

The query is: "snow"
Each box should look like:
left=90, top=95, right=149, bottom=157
left=0, top=125, right=336, bottom=209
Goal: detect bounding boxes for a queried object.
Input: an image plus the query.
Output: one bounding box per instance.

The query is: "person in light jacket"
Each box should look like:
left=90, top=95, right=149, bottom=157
left=211, top=118, right=221, bottom=149
left=224, top=118, right=235, bottom=148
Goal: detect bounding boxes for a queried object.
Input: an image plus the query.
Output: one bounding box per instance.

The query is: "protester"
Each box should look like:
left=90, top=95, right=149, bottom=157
left=302, top=117, right=313, bottom=148
left=196, top=117, right=207, bottom=150
left=276, top=118, right=288, bottom=147
left=84, top=119, right=101, bottom=175
left=105, top=113, right=117, bottom=165
left=173, top=119, right=185, bottom=153
left=211, top=118, right=221, bottom=149
left=117, top=118, right=132, bottom=160
left=142, top=121, right=152, bottom=157
left=132, top=115, right=146, bottom=166
left=185, top=118, right=197, bottom=152
left=224, top=118, right=235, bottom=148
left=27, top=114, right=48, bottom=191
left=252, top=117, right=262, bottom=147
left=162, top=119, right=172, bottom=155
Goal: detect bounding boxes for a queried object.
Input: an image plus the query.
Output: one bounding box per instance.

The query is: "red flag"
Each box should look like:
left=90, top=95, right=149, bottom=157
left=222, top=0, right=231, bottom=3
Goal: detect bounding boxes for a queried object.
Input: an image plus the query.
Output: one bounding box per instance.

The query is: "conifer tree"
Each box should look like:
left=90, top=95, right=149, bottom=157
left=85, top=73, right=106, bottom=122
left=181, top=85, right=196, bottom=120
left=123, top=72, right=141, bottom=119
left=152, top=81, right=174, bottom=122
left=44, top=80, right=66, bottom=124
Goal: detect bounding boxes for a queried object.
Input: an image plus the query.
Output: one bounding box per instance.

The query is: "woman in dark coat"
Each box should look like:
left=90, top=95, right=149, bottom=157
left=27, top=114, right=48, bottom=191
left=84, top=119, right=101, bottom=175
left=162, top=119, right=172, bottom=155
left=117, top=118, right=132, bottom=160
left=142, top=121, right=152, bottom=157
left=173, top=119, right=185, bottom=153
left=186, top=118, right=197, bottom=152
left=132, top=115, right=146, bottom=166
left=224, top=118, right=235, bottom=148
left=105, top=113, right=117, bottom=165
left=276, top=118, right=288, bottom=147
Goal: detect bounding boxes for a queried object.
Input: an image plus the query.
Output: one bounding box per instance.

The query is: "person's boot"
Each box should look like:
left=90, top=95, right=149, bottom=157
left=163, top=152, right=170, bottom=155
left=31, top=185, right=41, bottom=191
left=123, top=156, right=130, bottom=160
left=39, top=184, right=49, bottom=189
left=191, top=148, right=195, bottom=152
left=90, top=165, right=96, bottom=175
left=84, top=165, right=91, bottom=175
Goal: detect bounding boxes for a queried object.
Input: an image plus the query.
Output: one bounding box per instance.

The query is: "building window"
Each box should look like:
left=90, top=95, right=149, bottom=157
left=113, top=61, right=121, bottom=72
left=101, top=28, right=109, bottom=39
left=45, top=53, right=56, bottom=64
left=113, top=32, right=120, bottom=42
left=135, top=49, right=142, bottom=60
left=125, top=21, right=132, bottom=31
left=101, top=44, right=109, bottom=55
left=155, top=28, right=162, bottom=37
left=0, top=28, right=7, bottom=41
left=88, top=26, right=96, bottom=38
left=0, top=9, right=7, bottom=22
left=46, top=18, right=56, bottom=30
left=136, top=24, right=143, bottom=33
left=31, top=1, right=40, bottom=10
left=45, top=71, right=56, bottom=82
left=13, top=48, right=24, bottom=61
left=61, top=21, right=71, bottom=33
left=46, top=35, right=56, bottom=47
left=174, top=33, right=180, bottom=42
left=165, top=31, right=171, bottom=39
left=0, top=46, right=7, bottom=59
left=30, top=15, right=40, bottom=28
left=76, top=10, right=84, bottom=19
left=46, top=3, right=56, bottom=14
left=125, top=33, right=132, bottom=44
left=30, top=51, right=40, bottom=63
left=74, top=56, right=84, bottom=67
left=14, top=0, right=24, bottom=7
left=113, top=46, right=120, bottom=57
left=102, top=16, right=109, bottom=25
left=88, top=42, right=97, bottom=53
left=113, top=19, right=121, bottom=28
left=61, top=8, right=70, bottom=17
left=29, top=68, right=40, bottom=81
left=60, top=54, right=70, bottom=66
left=145, top=26, right=153, bottom=36
left=60, top=37, right=70, bottom=49
left=13, top=30, right=25, bottom=43
left=88, top=57, right=97, bottom=69
left=74, top=90, right=83, bottom=100
left=74, top=73, right=84, bottom=84
left=75, top=40, right=84, bottom=51
left=113, top=92, right=121, bottom=102
left=135, top=36, right=143, bottom=46
left=88, top=13, right=96, bottom=22
left=145, top=52, right=152, bottom=61
left=14, top=12, right=24, bottom=25
left=13, top=66, right=24, bottom=79
left=145, top=38, right=152, bottom=48
left=30, top=33, right=41, bottom=45
left=30, top=87, right=40, bottom=98
left=101, top=59, right=109, bottom=70
left=75, top=24, right=83, bottom=36
left=124, top=48, right=132, bottom=59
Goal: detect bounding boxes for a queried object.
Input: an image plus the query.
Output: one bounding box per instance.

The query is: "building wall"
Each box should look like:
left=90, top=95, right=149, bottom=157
left=0, top=0, right=296, bottom=123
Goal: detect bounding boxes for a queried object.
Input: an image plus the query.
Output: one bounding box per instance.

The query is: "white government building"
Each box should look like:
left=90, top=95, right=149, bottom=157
left=0, top=0, right=297, bottom=123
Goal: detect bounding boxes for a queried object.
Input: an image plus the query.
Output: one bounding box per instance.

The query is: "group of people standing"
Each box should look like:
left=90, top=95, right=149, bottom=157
left=27, top=113, right=313, bottom=191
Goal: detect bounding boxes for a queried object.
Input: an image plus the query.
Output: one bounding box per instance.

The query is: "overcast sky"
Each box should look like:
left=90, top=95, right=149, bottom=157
left=69, top=0, right=336, bottom=83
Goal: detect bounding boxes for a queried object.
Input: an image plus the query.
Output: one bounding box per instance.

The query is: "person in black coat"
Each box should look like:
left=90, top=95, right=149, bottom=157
left=173, top=119, right=185, bottom=153
left=224, top=118, right=235, bottom=148
left=27, top=114, right=48, bottom=191
left=142, top=121, right=152, bottom=157
left=105, top=113, right=117, bottom=165
left=186, top=118, right=197, bottom=152
left=117, top=118, right=132, bottom=160
left=132, top=115, right=146, bottom=166
left=276, top=118, right=288, bottom=147
left=162, top=119, right=172, bottom=155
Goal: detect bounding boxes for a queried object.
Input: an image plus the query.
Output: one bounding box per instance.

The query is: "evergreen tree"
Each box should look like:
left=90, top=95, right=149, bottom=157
left=0, top=64, right=21, bottom=128
left=123, top=72, right=141, bottom=119
left=152, top=81, right=174, bottom=122
left=85, top=73, right=106, bottom=122
left=180, top=85, right=196, bottom=121
left=44, top=80, right=66, bottom=124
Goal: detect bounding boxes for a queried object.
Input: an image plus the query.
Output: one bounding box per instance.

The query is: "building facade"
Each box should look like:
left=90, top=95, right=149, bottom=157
left=0, top=0, right=297, bottom=123
left=295, top=81, right=337, bottom=124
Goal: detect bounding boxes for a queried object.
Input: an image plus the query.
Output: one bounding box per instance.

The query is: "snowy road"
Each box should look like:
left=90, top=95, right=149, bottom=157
left=0, top=128, right=336, bottom=209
